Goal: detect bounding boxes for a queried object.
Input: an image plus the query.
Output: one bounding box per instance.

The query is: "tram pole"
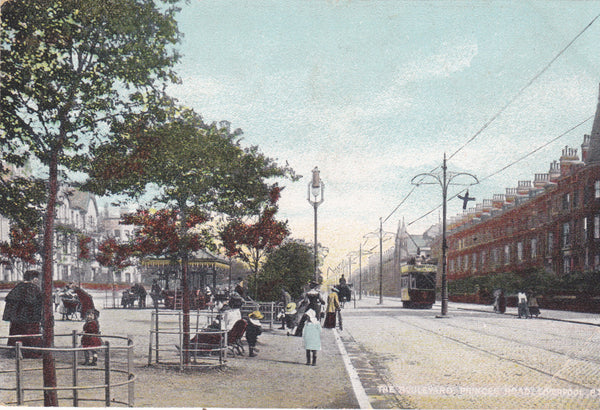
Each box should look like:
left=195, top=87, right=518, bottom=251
left=411, top=153, right=478, bottom=317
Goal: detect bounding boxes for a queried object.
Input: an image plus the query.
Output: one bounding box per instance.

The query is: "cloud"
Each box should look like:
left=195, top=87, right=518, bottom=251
left=398, top=42, right=479, bottom=84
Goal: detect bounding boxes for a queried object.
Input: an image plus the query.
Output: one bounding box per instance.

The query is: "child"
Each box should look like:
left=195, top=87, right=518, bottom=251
left=246, top=310, right=263, bottom=357
left=302, top=309, right=321, bottom=366
left=81, top=309, right=101, bottom=366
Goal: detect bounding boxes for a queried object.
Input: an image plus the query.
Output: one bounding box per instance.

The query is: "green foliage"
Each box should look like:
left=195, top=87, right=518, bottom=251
left=1, top=0, right=182, bottom=169
left=249, top=239, right=314, bottom=302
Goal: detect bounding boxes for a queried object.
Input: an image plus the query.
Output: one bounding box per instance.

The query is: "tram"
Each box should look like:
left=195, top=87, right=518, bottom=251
left=399, top=263, right=436, bottom=308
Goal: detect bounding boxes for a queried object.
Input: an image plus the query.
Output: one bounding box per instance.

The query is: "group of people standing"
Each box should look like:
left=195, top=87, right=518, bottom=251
left=493, top=289, right=541, bottom=318
left=275, top=279, right=346, bottom=366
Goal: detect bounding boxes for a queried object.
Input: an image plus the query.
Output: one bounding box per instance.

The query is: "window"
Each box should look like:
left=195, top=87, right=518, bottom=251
left=563, top=256, right=571, bottom=275
left=114, top=229, right=121, bottom=238
left=562, top=193, right=570, bottom=210
left=595, top=215, right=600, bottom=239
left=595, top=181, right=600, bottom=199
left=531, top=238, right=537, bottom=259
left=584, top=217, right=589, bottom=242
left=464, top=254, right=469, bottom=270
left=517, top=242, right=523, bottom=261
left=481, top=251, right=486, bottom=268
left=472, top=253, right=477, bottom=269
left=548, top=232, right=554, bottom=254
left=504, top=245, right=510, bottom=265
left=562, top=222, right=570, bottom=247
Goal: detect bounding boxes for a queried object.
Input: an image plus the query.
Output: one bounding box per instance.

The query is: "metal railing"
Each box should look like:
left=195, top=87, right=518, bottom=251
left=148, top=310, right=228, bottom=370
left=0, top=332, right=135, bottom=407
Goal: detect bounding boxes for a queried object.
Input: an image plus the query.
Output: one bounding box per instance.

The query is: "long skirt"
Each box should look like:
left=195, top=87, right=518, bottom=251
left=8, top=322, right=42, bottom=358
left=323, top=312, right=336, bottom=329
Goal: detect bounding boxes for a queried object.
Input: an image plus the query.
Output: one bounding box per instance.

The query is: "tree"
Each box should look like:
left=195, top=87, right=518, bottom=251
left=258, top=239, right=314, bottom=301
left=84, top=107, right=297, bottom=364
left=221, top=186, right=291, bottom=299
left=1, top=0, right=182, bottom=403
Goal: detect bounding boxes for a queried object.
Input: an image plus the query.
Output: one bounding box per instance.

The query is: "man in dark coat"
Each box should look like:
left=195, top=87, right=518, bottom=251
left=2, top=270, right=43, bottom=357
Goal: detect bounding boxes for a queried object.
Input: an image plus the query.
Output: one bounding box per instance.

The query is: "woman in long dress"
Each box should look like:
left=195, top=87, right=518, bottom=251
left=323, top=287, right=340, bottom=329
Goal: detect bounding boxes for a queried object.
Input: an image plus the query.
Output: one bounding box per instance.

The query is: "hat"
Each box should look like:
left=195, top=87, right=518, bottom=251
left=285, top=302, right=297, bottom=314
left=24, top=270, right=39, bottom=281
left=249, top=310, right=264, bottom=320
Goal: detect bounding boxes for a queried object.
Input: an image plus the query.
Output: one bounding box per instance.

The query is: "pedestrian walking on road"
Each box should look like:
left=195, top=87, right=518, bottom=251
left=517, top=291, right=530, bottom=318
left=279, top=289, right=291, bottom=329
left=81, top=309, right=101, bottom=366
left=324, top=287, right=340, bottom=329
left=528, top=291, right=540, bottom=318
left=305, top=282, right=325, bottom=321
left=302, top=309, right=321, bottom=366
left=246, top=310, right=263, bottom=357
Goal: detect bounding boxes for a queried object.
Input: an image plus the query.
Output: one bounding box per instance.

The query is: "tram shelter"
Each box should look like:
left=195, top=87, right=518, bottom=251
left=141, top=249, right=231, bottom=293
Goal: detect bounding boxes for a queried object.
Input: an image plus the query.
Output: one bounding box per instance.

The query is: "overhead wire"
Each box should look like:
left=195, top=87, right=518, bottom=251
left=406, top=114, right=594, bottom=227
left=381, top=10, right=600, bottom=227
left=340, top=10, right=600, bottom=268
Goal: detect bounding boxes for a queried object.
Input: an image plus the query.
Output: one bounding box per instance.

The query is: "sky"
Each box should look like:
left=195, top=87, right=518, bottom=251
left=165, top=1, right=600, bottom=278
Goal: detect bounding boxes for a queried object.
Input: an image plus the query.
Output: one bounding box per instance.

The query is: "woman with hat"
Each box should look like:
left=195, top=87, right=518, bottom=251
left=2, top=270, right=43, bottom=358
left=246, top=310, right=263, bottom=357
left=302, top=309, right=321, bottom=366
left=324, top=286, right=340, bottom=329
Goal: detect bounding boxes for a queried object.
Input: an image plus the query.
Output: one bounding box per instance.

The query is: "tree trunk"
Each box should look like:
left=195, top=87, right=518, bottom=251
left=42, top=149, right=59, bottom=406
left=179, top=205, right=190, bottom=365
left=181, top=253, right=190, bottom=364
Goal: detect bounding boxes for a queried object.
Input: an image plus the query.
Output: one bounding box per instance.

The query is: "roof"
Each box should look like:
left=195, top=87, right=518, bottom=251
left=141, top=248, right=230, bottom=270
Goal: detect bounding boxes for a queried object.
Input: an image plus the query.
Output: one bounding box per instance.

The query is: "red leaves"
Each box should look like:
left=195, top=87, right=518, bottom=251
left=78, top=234, right=92, bottom=260
left=96, top=237, right=133, bottom=270
left=121, top=208, right=210, bottom=258
left=0, top=225, right=39, bottom=266
left=221, top=186, right=289, bottom=262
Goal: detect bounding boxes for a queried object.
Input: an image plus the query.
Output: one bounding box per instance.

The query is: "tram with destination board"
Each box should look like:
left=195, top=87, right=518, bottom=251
left=400, top=263, right=436, bottom=308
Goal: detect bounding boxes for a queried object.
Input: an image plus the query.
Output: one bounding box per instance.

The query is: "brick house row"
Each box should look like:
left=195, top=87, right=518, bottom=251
left=446, top=85, right=600, bottom=282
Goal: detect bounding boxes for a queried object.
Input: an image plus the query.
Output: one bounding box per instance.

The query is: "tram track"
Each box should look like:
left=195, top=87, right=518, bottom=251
left=382, top=312, right=598, bottom=391
left=449, top=317, right=600, bottom=366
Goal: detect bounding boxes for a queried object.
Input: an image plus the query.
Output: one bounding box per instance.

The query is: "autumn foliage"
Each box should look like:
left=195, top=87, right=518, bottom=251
left=0, top=225, right=38, bottom=266
left=221, top=186, right=289, bottom=275
left=96, top=237, right=134, bottom=270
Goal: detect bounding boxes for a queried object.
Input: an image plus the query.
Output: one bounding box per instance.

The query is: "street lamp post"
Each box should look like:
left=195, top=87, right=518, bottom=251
left=307, top=167, right=324, bottom=283
left=411, top=153, right=478, bottom=317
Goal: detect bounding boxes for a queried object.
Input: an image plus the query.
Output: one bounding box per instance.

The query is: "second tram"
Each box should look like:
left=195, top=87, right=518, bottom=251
left=400, top=263, right=436, bottom=308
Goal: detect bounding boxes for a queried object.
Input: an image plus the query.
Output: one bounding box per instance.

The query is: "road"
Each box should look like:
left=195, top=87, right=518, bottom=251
left=339, top=296, right=600, bottom=409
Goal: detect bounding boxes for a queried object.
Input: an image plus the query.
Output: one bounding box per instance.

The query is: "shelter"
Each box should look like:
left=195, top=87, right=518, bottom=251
left=141, top=249, right=230, bottom=291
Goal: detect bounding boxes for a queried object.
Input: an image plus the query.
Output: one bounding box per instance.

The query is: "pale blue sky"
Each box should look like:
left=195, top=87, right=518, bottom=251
left=168, top=1, right=600, bottom=275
